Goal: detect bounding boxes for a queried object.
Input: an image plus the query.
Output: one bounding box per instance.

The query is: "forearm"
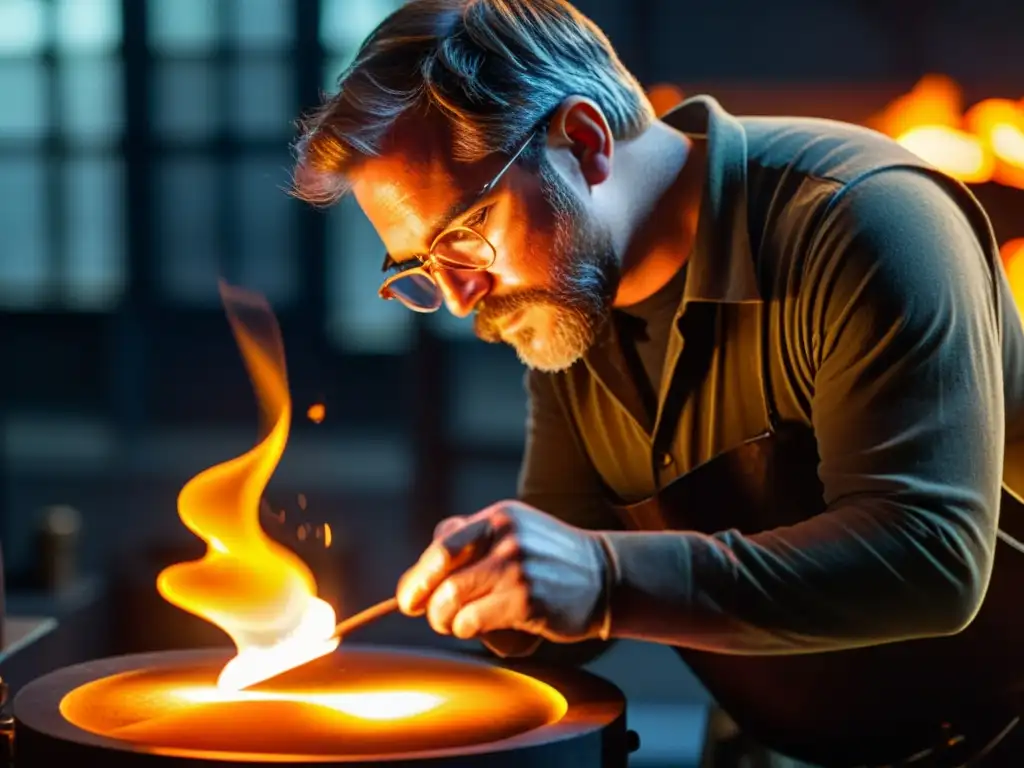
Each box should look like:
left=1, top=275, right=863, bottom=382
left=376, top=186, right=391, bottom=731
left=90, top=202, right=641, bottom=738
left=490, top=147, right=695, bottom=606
left=598, top=495, right=992, bottom=654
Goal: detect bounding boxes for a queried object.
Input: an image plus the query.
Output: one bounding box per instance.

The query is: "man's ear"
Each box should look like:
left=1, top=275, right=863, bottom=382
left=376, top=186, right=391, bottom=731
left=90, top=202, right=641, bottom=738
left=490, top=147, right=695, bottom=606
left=545, top=96, right=613, bottom=186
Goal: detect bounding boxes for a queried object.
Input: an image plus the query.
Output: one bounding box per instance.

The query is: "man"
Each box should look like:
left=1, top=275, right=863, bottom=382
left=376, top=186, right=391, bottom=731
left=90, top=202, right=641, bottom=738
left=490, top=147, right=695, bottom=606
left=292, top=0, right=1024, bottom=764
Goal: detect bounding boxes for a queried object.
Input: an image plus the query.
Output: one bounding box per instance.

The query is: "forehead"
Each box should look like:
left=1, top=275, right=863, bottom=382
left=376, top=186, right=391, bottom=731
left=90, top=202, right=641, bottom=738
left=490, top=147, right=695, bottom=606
left=351, top=120, right=491, bottom=259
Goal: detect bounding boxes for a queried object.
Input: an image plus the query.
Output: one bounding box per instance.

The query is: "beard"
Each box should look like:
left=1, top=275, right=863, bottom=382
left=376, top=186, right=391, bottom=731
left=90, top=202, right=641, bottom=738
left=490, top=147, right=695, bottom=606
left=473, top=158, right=619, bottom=373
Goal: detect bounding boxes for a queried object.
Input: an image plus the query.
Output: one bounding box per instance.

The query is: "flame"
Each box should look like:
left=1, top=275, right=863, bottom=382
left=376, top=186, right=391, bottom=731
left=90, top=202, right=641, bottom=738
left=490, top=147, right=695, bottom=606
left=157, top=283, right=338, bottom=692
left=870, top=74, right=1024, bottom=189
left=1002, top=239, right=1024, bottom=313
left=307, top=403, right=326, bottom=423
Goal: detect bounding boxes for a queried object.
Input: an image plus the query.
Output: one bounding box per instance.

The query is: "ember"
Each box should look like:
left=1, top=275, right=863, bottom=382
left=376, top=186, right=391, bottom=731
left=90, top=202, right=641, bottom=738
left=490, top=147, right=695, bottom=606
left=307, top=402, right=326, bottom=423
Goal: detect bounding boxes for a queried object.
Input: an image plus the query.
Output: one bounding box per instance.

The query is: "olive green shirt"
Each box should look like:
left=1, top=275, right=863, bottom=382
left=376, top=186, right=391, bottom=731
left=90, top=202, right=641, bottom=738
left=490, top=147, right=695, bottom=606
left=518, top=95, right=1024, bottom=653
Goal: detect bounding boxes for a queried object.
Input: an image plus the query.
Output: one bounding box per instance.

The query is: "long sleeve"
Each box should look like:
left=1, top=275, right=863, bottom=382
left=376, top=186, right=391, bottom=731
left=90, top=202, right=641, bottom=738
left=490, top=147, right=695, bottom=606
left=602, top=168, right=1005, bottom=654
left=480, top=368, right=622, bottom=662
left=517, top=368, right=624, bottom=531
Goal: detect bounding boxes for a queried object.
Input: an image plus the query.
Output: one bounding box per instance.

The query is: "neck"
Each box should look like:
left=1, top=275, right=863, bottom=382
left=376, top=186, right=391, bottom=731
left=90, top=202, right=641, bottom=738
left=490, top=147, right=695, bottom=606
left=603, top=121, right=704, bottom=308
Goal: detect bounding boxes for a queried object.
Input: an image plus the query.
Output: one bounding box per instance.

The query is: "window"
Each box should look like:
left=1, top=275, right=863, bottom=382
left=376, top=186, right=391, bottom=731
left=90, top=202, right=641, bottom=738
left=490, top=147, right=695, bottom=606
left=0, top=0, right=126, bottom=310
left=228, top=59, right=294, bottom=140
left=0, top=58, right=48, bottom=141
left=156, top=158, right=224, bottom=305
left=57, top=56, right=123, bottom=147
left=231, top=154, right=299, bottom=304
left=227, top=0, right=294, bottom=51
left=320, top=0, right=408, bottom=350
left=62, top=157, right=126, bottom=309
left=326, top=199, right=413, bottom=352
left=146, top=0, right=219, bottom=54
left=0, top=0, right=46, bottom=56
left=153, top=60, right=221, bottom=142
left=0, top=156, right=50, bottom=308
left=151, top=0, right=300, bottom=308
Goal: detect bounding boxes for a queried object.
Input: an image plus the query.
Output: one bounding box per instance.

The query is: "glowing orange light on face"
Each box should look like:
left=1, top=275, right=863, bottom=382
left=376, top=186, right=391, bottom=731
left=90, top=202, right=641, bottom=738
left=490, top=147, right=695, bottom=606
left=156, top=283, right=339, bottom=692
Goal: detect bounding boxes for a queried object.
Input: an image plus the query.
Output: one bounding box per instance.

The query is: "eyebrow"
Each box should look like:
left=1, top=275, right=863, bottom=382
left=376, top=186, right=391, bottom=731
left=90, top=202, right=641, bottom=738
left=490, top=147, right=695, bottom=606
left=380, top=194, right=480, bottom=271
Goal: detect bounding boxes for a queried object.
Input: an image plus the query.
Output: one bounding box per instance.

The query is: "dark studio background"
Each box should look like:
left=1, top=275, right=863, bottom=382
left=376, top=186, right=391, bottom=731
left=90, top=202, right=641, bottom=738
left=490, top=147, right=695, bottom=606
left=0, top=1, right=1022, bottom=765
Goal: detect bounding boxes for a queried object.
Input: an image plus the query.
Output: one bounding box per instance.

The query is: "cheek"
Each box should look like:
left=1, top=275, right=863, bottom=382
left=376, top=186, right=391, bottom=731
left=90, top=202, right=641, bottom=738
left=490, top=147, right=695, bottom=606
left=490, top=200, right=561, bottom=290
left=490, top=229, right=556, bottom=290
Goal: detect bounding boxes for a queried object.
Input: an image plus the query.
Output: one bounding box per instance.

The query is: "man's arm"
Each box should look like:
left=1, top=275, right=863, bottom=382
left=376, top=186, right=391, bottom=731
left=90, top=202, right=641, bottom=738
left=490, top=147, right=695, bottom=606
left=480, top=369, right=623, bottom=663
left=600, top=168, right=1004, bottom=654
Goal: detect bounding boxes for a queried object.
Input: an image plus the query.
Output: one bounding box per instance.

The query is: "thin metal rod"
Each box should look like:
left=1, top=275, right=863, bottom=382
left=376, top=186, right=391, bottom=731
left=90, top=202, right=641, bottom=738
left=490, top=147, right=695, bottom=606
left=331, top=597, right=400, bottom=641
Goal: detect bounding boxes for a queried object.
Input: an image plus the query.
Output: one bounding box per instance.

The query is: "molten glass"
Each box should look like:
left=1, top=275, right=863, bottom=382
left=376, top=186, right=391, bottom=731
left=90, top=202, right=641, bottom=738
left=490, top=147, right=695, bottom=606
left=156, top=283, right=338, bottom=691
left=58, top=650, right=568, bottom=760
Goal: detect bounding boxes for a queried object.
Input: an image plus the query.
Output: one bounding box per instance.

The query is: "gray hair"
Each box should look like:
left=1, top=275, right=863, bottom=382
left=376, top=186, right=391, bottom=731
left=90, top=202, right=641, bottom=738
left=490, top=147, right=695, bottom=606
left=291, top=0, right=655, bottom=205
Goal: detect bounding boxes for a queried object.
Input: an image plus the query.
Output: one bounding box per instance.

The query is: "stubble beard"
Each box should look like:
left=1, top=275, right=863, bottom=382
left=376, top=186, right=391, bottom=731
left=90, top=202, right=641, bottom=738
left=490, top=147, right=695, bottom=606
left=474, top=160, right=619, bottom=373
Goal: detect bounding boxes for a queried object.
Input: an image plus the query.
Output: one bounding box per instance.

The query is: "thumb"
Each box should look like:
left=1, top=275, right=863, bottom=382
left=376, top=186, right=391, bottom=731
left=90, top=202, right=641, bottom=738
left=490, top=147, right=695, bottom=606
left=434, top=516, right=467, bottom=541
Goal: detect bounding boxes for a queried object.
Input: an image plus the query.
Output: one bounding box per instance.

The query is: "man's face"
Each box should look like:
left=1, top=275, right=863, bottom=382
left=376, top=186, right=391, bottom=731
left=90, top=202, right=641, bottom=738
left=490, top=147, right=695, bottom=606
left=351, top=123, right=619, bottom=372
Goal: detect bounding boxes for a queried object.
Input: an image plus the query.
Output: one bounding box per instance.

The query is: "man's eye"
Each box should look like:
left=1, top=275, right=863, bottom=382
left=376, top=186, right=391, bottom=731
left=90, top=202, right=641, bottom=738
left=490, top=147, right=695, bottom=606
left=386, top=259, right=421, bottom=276
left=463, top=205, right=492, bottom=229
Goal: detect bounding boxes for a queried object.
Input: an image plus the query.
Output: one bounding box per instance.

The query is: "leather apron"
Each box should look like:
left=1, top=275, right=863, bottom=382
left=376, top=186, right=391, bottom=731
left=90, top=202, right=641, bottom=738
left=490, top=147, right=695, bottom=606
left=611, top=304, right=1024, bottom=767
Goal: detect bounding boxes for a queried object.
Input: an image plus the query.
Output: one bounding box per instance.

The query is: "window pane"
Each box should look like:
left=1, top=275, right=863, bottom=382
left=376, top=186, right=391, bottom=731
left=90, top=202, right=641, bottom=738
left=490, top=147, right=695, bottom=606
left=227, top=0, right=293, bottom=51
left=58, top=56, right=123, bottom=146
left=228, top=58, right=293, bottom=139
left=156, top=158, right=224, bottom=304
left=55, top=0, right=122, bottom=54
left=153, top=60, right=220, bottom=142
left=322, top=55, right=349, bottom=96
left=62, top=156, right=125, bottom=309
left=0, top=0, right=46, bottom=56
left=147, top=0, right=219, bottom=54
left=0, top=58, right=48, bottom=140
left=232, top=155, right=298, bottom=305
left=325, top=197, right=412, bottom=352
left=0, top=155, right=50, bottom=307
left=319, top=0, right=399, bottom=56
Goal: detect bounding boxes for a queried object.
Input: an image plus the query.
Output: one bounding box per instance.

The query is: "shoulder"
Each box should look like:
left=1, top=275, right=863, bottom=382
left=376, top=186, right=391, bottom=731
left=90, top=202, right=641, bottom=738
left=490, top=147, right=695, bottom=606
left=741, top=114, right=931, bottom=187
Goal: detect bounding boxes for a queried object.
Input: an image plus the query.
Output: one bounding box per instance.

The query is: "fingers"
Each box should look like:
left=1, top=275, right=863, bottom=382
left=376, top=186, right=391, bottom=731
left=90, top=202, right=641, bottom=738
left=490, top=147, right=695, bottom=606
left=433, top=516, right=466, bottom=541
left=426, top=552, right=503, bottom=634
left=452, top=590, right=532, bottom=639
left=396, top=511, right=504, bottom=615
left=426, top=535, right=521, bottom=634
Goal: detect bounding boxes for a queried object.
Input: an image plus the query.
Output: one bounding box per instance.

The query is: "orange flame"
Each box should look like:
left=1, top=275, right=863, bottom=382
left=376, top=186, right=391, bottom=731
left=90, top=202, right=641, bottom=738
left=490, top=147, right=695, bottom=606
left=1002, top=239, right=1024, bottom=313
left=870, top=75, right=1024, bottom=189
left=157, top=283, right=338, bottom=692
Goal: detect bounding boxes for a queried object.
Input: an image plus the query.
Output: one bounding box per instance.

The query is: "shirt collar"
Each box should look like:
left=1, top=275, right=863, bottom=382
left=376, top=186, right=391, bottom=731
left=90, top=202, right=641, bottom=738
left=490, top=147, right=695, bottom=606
left=661, top=95, right=761, bottom=305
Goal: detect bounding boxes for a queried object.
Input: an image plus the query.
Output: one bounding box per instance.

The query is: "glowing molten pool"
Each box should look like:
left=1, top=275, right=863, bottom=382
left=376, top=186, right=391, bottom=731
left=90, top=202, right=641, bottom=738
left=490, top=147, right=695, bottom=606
left=58, top=650, right=568, bottom=760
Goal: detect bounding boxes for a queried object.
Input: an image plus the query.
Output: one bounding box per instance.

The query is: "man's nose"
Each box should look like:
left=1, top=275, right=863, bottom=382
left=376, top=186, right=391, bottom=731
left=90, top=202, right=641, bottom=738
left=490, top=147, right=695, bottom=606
left=434, top=269, right=492, bottom=318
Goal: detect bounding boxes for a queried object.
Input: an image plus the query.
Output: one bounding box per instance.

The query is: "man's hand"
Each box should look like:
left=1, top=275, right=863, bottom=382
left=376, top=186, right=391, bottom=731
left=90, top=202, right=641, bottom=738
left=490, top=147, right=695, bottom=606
left=396, top=501, right=611, bottom=642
